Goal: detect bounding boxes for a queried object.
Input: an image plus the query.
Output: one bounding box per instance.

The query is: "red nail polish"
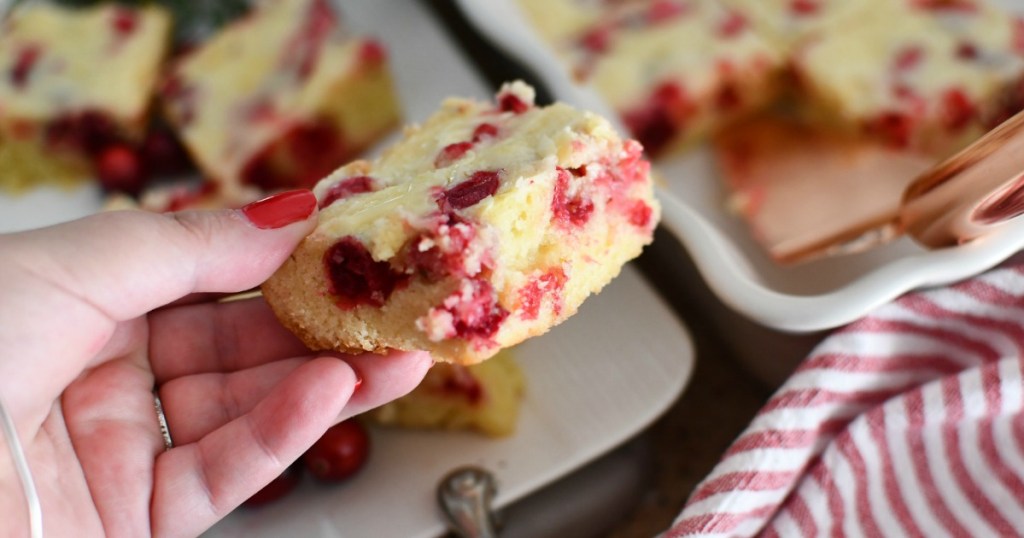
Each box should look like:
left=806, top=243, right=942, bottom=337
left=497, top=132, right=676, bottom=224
left=241, top=190, right=316, bottom=229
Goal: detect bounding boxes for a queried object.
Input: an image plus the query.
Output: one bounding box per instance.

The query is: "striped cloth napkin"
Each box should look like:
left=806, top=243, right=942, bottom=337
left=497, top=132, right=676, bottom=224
left=666, top=261, right=1024, bottom=537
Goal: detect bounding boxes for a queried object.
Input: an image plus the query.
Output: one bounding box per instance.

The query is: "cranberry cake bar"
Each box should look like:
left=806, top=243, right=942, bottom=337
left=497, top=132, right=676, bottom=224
left=520, top=0, right=784, bottom=157
left=263, top=82, right=659, bottom=364
left=368, top=351, right=524, bottom=437
left=791, top=0, right=1024, bottom=155
left=161, top=0, right=401, bottom=193
left=0, top=3, right=171, bottom=191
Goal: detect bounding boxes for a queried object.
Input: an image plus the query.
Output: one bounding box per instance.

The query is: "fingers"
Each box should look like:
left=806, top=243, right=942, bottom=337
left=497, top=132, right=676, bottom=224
left=5, top=190, right=316, bottom=323
left=150, top=356, right=352, bottom=537
left=158, top=350, right=432, bottom=447
left=150, top=350, right=429, bottom=536
left=328, top=350, right=434, bottom=419
left=148, top=296, right=310, bottom=383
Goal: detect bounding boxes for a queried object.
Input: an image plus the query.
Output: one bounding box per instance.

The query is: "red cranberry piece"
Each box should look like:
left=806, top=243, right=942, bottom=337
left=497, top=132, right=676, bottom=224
left=439, top=170, right=501, bottom=211
left=866, top=112, right=914, bottom=148
left=471, top=123, right=499, bottom=142
left=790, top=0, right=820, bottom=15
left=10, top=46, right=40, bottom=87
left=552, top=167, right=594, bottom=228
left=405, top=214, right=476, bottom=280
left=941, top=88, right=975, bottom=131
left=434, top=141, right=475, bottom=168
left=241, top=160, right=287, bottom=192
left=439, top=366, right=484, bottom=405
left=893, top=46, right=924, bottom=71
left=717, top=11, right=748, bottom=38
left=96, top=144, right=147, bottom=195
left=653, top=80, right=692, bottom=111
left=517, top=267, right=567, bottom=321
left=647, top=0, right=690, bottom=23
left=623, top=107, right=676, bottom=156
left=282, top=0, right=337, bottom=80
left=623, top=81, right=691, bottom=155
left=244, top=98, right=277, bottom=124
left=955, top=42, right=979, bottom=60
left=319, top=175, right=376, bottom=209
left=892, top=83, right=915, bottom=100
left=288, top=120, right=341, bottom=164
left=242, top=119, right=347, bottom=190
left=141, top=126, right=192, bottom=177
left=617, top=140, right=649, bottom=182
left=243, top=464, right=302, bottom=507
left=890, top=84, right=927, bottom=117
left=911, top=0, right=977, bottom=11
left=580, top=24, right=613, bottom=54
left=628, top=200, right=654, bottom=229
left=10, top=45, right=40, bottom=89
left=715, top=82, right=741, bottom=111
left=497, top=92, right=530, bottom=114
left=165, top=182, right=218, bottom=212
left=357, top=39, right=387, bottom=66
left=324, top=236, right=407, bottom=309
left=303, top=420, right=370, bottom=482
left=444, top=279, right=509, bottom=340
left=111, top=7, right=138, bottom=37
left=78, top=112, right=122, bottom=155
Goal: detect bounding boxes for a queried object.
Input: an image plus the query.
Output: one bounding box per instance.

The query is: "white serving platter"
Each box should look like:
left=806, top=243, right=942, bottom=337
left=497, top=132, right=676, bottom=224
left=454, top=0, right=1024, bottom=332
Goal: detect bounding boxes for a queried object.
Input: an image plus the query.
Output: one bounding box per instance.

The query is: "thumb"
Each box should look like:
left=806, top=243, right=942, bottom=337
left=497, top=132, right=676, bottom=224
left=8, top=189, right=318, bottom=321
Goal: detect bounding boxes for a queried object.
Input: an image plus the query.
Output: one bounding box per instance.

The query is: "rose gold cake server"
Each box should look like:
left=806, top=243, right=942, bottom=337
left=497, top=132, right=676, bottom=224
left=718, top=110, right=1024, bottom=264
left=900, top=110, right=1024, bottom=249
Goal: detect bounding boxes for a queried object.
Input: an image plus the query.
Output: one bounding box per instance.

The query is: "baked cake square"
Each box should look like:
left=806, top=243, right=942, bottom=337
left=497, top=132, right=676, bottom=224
left=0, top=3, right=171, bottom=190
left=791, top=0, right=1024, bottom=155
left=520, top=0, right=785, bottom=157
left=161, top=0, right=401, bottom=193
left=368, top=350, right=524, bottom=437
left=263, top=82, right=658, bottom=364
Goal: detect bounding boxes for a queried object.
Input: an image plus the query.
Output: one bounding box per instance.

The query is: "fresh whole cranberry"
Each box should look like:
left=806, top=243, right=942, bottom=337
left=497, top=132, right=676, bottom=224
left=303, top=420, right=370, bottom=482
left=243, top=464, right=302, bottom=507
left=96, top=144, right=147, bottom=194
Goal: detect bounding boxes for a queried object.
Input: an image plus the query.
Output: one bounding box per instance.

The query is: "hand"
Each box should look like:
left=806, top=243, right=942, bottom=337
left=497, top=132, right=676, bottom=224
left=0, top=190, right=432, bottom=537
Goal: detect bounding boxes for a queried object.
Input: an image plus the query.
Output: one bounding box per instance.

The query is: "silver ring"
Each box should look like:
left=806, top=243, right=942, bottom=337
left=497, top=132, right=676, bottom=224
left=153, top=392, right=174, bottom=451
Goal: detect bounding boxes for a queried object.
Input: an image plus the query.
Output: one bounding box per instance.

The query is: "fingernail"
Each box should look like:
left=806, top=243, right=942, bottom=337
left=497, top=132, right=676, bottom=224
left=353, top=374, right=363, bottom=392
left=241, top=190, right=317, bottom=229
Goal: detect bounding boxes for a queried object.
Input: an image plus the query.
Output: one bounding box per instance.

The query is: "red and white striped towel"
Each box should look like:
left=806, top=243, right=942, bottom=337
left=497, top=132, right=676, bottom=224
left=667, top=263, right=1024, bottom=537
